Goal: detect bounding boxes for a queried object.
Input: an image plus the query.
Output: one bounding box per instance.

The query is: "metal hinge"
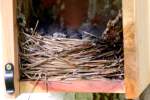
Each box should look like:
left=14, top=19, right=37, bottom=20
left=4, top=63, right=15, bottom=94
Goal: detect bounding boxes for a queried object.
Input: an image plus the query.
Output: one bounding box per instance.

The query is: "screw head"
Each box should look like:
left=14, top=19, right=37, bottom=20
left=6, top=64, right=12, bottom=71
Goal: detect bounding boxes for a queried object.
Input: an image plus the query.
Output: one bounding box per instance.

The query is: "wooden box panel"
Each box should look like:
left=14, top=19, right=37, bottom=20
left=123, top=0, right=150, bottom=98
left=0, top=0, right=150, bottom=99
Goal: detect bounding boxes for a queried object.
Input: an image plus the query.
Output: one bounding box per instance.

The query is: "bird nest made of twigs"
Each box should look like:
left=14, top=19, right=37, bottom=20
left=19, top=32, right=124, bottom=81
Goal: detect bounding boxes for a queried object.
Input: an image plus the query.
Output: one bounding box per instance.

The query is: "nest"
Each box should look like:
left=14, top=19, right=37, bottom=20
left=19, top=11, right=124, bottom=81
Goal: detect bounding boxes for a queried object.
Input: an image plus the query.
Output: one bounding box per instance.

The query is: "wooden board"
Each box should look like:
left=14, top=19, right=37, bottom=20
left=123, top=0, right=150, bottom=99
left=20, top=80, right=124, bottom=93
left=0, top=0, right=20, bottom=99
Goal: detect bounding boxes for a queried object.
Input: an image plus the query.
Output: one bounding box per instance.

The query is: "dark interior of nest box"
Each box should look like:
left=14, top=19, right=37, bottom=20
left=17, top=0, right=124, bottom=82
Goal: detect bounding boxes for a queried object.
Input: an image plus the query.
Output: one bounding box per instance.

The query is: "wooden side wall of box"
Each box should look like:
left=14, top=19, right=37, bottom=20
left=0, top=0, right=20, bottom=99
left=123, top=0, right=150, bottom=99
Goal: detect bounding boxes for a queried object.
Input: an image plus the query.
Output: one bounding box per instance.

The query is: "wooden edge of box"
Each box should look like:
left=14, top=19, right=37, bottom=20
left=123, top=0, right=139, bottom=99
left=0, top=0, right=20, bottom=99
left=124, top=0, right=150, bottom=99
left=20, top=79, right=125, bottom=93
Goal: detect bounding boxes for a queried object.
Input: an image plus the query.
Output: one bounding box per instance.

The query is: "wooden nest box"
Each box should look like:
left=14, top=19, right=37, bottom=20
left=0, top=0, right=150, bottom=99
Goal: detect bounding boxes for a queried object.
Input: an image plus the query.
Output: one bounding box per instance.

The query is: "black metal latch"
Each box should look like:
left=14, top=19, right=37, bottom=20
left=4, top=63, right=15, bottom=94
